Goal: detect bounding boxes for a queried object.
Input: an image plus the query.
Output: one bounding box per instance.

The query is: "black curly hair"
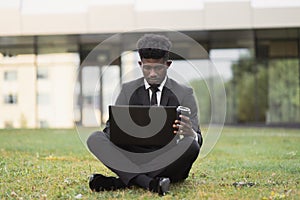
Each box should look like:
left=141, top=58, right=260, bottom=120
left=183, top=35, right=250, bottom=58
left=136, top=34, right=172, bottom=61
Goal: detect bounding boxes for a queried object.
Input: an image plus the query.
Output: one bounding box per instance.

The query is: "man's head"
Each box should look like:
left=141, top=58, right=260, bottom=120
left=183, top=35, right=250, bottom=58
left=137, top=34, right=172, bottom=61
left=136, top=34, right=173, bottom=85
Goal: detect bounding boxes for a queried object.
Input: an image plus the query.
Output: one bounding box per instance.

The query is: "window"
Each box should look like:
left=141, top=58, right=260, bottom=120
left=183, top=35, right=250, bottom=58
left=37, top=68, right=48, bottom=79
left=268, top=59, right=300, bottom=123
left=4, top=94, right=18, bottom=104
left=4, top=71, right=17, bottom=81
left=37, top=93, right=50, bottom=105
left=39, top=120, right=49, bottom=128
left=4, top=121, right=13, bottom=128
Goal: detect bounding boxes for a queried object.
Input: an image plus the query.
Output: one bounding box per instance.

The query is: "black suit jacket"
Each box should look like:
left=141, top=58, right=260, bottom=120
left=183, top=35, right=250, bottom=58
left=104, top=77, right=202, bottom=147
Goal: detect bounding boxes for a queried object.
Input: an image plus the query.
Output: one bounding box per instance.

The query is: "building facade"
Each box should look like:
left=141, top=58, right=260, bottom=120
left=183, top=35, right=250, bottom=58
left=0, top=54, right=78, bottom=128
left=0, top=0, right=300, bottom=127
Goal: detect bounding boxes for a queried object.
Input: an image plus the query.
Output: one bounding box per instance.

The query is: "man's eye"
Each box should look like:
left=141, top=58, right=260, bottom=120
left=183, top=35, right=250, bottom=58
left=155, top=66, right=164, bottom=70
left=143, top=65, right=165, bottom=71
left=143, top=66, right=151, bottom=70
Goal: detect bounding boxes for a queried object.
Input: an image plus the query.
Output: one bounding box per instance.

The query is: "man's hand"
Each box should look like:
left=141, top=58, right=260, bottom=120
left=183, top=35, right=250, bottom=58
left=173, top=115, right=197, bottom=138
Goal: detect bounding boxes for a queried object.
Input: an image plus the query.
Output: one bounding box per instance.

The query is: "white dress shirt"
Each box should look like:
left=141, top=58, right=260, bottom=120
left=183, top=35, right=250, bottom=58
left=144, top=76, right=167, bottom=106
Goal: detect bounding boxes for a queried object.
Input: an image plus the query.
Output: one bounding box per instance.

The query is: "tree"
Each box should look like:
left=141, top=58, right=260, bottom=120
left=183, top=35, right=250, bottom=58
left=230, top=58, right=268, bottom=123
left=268, top=59, right=300, bottom=123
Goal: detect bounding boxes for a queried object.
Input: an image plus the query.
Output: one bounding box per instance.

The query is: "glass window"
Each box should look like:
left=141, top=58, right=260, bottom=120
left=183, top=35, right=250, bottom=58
left=81, top=66, right=101, bottom=126
left=269, top=40, right=298, bottom=58
left=37, top=68, right=49, bottom=79
left=4, top=121, right=13, bottom=128
left=4, top=71, right=17, bottom=81
left=39, top=120, right=49, bottom=128
left=267, top=59, right=300, bottom=123
left=4, top=94, right=18, bottom=104
left=37, top=93, right=50, bottom=105
left=209, top=48, right=255, bottom=124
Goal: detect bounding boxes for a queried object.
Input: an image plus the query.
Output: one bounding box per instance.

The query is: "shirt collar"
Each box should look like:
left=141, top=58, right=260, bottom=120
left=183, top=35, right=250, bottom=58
left=144, top=76, right=167, bottom=91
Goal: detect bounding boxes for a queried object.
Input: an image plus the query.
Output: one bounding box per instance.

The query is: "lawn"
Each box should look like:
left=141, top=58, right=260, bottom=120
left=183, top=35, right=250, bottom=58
left=0, top=127, right=299, bottom=199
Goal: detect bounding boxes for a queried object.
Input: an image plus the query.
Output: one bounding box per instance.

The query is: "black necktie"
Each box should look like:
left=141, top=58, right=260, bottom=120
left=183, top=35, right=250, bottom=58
left=150, top=85, right=159, bottom=106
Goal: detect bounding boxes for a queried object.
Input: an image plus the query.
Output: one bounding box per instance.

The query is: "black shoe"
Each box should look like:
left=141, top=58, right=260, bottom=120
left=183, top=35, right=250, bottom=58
left=149, top=177, right=170, bottom=196
left=89, top=174, right=126, bottom=192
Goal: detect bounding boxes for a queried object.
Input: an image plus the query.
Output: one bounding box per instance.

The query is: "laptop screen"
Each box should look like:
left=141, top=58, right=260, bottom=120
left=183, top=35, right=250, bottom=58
left=109, top=105, right=177, bottom=147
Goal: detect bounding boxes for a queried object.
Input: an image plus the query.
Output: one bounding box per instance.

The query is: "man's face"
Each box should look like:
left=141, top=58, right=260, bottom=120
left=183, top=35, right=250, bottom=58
left=139, top=58, right=172, bottom=85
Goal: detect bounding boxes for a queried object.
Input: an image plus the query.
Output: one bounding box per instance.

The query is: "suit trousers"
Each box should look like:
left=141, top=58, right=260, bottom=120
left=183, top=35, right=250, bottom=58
left=87, top=131, right=200, bottom=185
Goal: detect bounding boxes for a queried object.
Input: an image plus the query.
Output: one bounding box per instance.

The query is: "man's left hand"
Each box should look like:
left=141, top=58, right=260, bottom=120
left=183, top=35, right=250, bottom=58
left=173, top=115, right=197, bottom=138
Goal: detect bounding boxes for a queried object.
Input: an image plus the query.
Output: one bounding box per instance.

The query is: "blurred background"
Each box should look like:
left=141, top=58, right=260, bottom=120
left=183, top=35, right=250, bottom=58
left=0, top=0, right=299, bottom=128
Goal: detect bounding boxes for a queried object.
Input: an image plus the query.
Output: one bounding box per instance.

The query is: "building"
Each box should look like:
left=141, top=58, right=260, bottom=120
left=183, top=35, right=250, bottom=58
left=0, top=0, right=300, bottom=128
left=0, top=53, right=78, bottom=128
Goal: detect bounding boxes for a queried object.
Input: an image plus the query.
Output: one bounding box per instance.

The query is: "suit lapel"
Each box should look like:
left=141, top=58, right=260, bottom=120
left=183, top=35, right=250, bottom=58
left=160, top=88, right=169, bottom=106
left=142, top=87, right=150, bottom=105
left=160, top=78, right=179, bottom=106
left=129, top=84, right=150, bottom=105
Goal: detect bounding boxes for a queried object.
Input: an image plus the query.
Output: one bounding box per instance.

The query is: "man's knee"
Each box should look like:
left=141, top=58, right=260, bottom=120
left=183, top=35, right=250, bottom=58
left=190, top=140, right=200, bottom=154
left=87, top=131, right=107, bottom=152
left=183, top=139, right=200, bottom=161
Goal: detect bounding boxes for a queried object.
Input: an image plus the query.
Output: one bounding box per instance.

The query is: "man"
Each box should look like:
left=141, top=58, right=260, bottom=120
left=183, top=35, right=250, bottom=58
left=87, top=34, right=202, bottom=196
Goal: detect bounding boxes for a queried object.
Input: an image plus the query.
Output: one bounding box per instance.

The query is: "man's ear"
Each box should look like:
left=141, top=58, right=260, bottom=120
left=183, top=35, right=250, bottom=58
left=138, top=61, right=142, bottom=67
left=166, top=60, right=172, bottom=67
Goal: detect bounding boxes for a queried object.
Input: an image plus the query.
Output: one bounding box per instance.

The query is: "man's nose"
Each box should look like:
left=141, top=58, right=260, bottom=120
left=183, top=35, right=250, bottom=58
left=149, top=69, right=157, bottom=76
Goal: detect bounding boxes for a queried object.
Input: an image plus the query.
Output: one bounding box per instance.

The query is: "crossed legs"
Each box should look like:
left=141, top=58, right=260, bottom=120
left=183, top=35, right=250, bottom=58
left=87, top=131, right=200, bottom=194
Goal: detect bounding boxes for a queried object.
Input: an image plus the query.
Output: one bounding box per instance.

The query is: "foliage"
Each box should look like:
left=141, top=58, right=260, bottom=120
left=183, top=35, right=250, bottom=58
left=223, top=57, right=299, bottom=124
left=190, top=79, right=211, bottom=124
left=236, top=65, right=268, bottom=123
left=190, top=77, right=226, bottom=125
left=268, top=59, right=300, bottom=123
left=230, top=58, right=269, bottom=123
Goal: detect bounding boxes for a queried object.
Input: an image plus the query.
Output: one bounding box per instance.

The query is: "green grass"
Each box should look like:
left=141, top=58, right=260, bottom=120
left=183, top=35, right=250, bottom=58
left=0, top=127, right=299, bottom=199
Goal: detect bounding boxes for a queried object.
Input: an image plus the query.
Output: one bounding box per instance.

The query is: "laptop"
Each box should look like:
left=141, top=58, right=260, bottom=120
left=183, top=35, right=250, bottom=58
left=109, top=105, right=177, bottom=147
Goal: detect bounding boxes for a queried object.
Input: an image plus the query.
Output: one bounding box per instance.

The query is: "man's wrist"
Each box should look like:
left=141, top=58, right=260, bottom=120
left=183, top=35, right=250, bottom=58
left=191, top=130, right=198, bottom=141
left=185, top=130, right=198, bottom=141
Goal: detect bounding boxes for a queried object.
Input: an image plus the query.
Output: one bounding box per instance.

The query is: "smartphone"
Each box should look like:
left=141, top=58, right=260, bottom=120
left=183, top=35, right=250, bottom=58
left=176, top=106, right=191, bottom=120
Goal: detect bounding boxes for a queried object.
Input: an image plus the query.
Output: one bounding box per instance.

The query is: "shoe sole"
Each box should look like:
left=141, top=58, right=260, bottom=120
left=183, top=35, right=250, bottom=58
left=159, top=178, right=170, bottom=196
